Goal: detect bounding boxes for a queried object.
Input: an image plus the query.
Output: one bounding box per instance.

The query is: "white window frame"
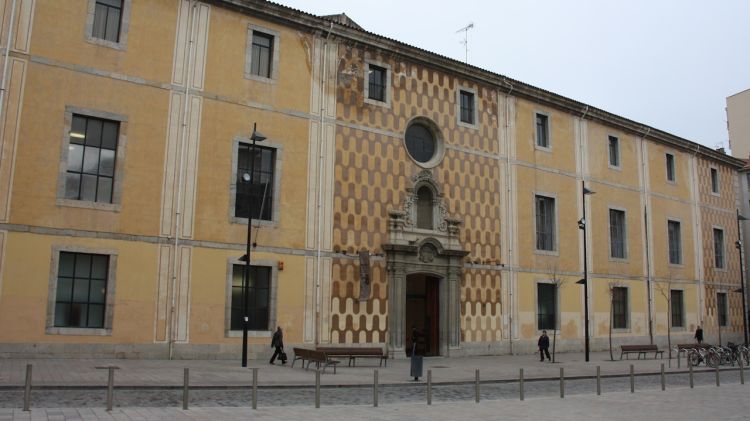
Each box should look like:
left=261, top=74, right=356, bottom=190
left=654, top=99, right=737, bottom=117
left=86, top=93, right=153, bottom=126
left=710, top=166, right=720, bottom=196
left=364, top=59, right=392, bottom=108
left=85, top=0, right=131, bottom=51
left=608, top=135, right=621, bottom=170
left=534, top=111, right=552, bottom=151
left=534, top=192, right=558, bottom=255
left=456, top=86, right=479, bottom=129
left=224, top=258, right=278, bottom=338
left=608, top=206, right=628, bottom=261
left=244, top=25, right=281, bottom=83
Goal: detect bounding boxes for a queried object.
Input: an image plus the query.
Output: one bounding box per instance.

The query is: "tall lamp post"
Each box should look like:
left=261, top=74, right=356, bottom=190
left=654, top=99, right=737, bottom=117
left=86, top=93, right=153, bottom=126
left=240, top=123, right=266, bottom=367
left=735, top=210, right=749, bottom=346
left=576, top=181, right=595, bottom=362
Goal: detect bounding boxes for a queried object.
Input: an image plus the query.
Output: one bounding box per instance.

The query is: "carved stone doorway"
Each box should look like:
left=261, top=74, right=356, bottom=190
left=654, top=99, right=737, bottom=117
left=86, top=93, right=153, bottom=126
left=405, top=273, right=440, bottom=356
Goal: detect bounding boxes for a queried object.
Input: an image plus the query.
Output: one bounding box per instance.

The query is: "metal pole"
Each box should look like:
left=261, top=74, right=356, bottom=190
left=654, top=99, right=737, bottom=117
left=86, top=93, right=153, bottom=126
left=373, top=369, right=379, bottom=407
left=106, top=366, right=114, bottom=411
left=315, top=369, right=321, bottom=408
left=716, top=366, right=720, bottom=387
left=252, top=368, right=258, bottom=410
left=427, top=369, right=432, bottom=405
left=22, top=364, right=31, bottom=411
left=596, top=366, right=601, bottom=396
left=182, top=368, right=189, bottom=410
left=519, top=368, right=524, bottom=401
left=740, top=358, right=745, bottom=385
left=560, top=367, right=564, bottom=398
left=629, top=364, right=634, bottom=393
left=583, top=184, right=590, bottom=362
left=689, top=362, right=694, bottom=388
left=475, top=369, right=480, bottom=403
left=660, top=363, right=665, bottom=391
left=242, top=128, right=260, bottom=367
left=737, top=210, right=749, bottom=346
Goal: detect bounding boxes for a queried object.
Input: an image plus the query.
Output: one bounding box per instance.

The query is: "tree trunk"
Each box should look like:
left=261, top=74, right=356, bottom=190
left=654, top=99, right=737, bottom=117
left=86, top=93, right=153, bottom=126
left=667, top=298, right=672, bottom=360
left=609, top=297, right=614, bottom=361
left=552, top=329, right=557, bottom=362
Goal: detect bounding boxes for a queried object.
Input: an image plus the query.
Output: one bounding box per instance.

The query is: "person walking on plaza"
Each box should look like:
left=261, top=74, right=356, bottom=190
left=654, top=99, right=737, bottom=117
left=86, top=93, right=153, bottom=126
left=538, top=330, right=551, bottom=362
left=695, top=325, right=704, bottom=344
left=269, top=326, right=286, bottom=365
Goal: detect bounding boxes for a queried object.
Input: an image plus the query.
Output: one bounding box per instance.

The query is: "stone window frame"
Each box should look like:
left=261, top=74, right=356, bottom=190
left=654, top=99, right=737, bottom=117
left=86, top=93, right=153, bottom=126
left=610, top=285, right=631, bottom=332
left=665, top=152, right=677, bottom=184
left=228, top=137, right=283, bottom=227
left=712, top=225, right=726, bottom=271
left=669, top=287, right=686, bottom=331
left=534, top=280, right=560, bottom=333
left=666, top=217, right=683, bottom=267
left=363, top=59, right=392, bottom=108
left=56, top=106, right=128, bottom=212
left=716, top=291, right=729, bottom=327
left=46, top=244, right=118, bottom=336
left=608, top=206, right=629, bottom=262
left=533, top=192, right=559, bottom=255
left=533, top=110, right=552, bottom=152
left=244, top=25, right=281, bottom=83
left=403, top=116, right=446, bottom=169
left=224, top=257, right=278, bottom=338
left=84, top=0, right=131, bottom=51
left=456, top=86, right=479, bottom=129
left=709, top=166, right=721, bottom=196
left=607, top=134, right=621, bottom=170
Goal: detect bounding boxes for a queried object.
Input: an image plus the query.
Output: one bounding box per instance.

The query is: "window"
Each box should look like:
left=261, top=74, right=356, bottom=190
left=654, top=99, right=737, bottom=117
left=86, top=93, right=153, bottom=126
left=612, top=287, right=628, bottom=329
left=459, top=90, right=475, bottom=124
left=668, top=220, right=682, bottom=264
left=717, top=292, right=728, bottom=327
left=535, top=113, right=550, bottom=148
left=711, top=168, right=719, bottom=194
left=230, top=265, right=271, bottom=331
left=537, top=283, right=556, bottom=330
left=65, top=115, right=119, bottom=204
left=666, top=153, right=676, bottom=182
left=714, top=228, right=725, bottom=269
left=535, top=195, right=556, bottom=251
left=405, top=123, right=436, bottom=164
left=250, top=31, right=274, bottom=78
left=671, top=289, right=684, bottom=328
left=54, top=252, right=109, bottom=328
left=609, top=209, right=626, bottom=259
left=235, top=144, right=275, bottom=221
left=416, top=186, right=433, bottom=229
left=368, top=65, right=386, bottom=102
left=92, top=0, right=123, bottom=43
left=608, top=136, right=620, bottom=167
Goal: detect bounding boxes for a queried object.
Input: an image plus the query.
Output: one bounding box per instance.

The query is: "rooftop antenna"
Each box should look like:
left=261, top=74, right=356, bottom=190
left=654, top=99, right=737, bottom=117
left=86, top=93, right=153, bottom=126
left=456, top=22, right=474, bottom=64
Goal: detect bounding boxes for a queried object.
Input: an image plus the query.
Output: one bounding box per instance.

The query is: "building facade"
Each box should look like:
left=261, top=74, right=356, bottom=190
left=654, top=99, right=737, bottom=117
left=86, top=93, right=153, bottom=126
left=0, top=0, right=745, bottom=359
left=728, top=89, right=750, bottom=160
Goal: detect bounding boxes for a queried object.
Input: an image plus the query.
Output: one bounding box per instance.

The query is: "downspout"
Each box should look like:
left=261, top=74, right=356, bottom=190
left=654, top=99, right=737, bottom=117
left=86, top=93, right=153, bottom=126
left=502, top=80, right=514, bottom=353
left=0, top=0, right=18, bottom=121
left=644, top=206, right=653, bottom=344
left=168, top=0, right=198, bottom=360
left=315, top=21, right=333, bottom=346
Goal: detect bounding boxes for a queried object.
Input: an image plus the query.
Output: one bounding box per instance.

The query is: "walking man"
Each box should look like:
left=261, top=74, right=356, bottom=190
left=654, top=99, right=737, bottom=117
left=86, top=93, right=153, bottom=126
left=269, top=326, right=285, bottom=365
left=694, top=325, right=703, bottom=344
left=538, top=330, right=551, bottom=362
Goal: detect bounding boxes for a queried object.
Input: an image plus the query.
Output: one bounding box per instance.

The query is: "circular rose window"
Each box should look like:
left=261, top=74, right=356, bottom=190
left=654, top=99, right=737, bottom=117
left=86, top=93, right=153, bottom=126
left=404, top=118, right=444, bottom=168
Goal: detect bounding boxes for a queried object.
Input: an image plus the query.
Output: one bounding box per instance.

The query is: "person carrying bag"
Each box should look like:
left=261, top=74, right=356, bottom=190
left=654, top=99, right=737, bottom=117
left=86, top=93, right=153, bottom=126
left=270, top=326, right=286, bottom=364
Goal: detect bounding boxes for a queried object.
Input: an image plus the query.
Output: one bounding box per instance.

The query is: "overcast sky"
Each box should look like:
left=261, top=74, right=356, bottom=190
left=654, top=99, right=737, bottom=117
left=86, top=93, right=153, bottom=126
left=275, top=0, right=749, bottom=151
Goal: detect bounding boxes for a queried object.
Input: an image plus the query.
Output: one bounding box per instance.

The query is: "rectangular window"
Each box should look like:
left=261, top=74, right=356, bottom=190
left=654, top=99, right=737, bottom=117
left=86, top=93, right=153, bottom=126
left=230, top=265, right=271, bottom=331
left=608, top=136, right=620, bottom=167
left=711, top=168, right=719, bottom=194
left=671, top=289, right=684, bottom=328
left=535, top=113, right=549, bottom=148
left=717, top=292, right=728, bottom=327
left=537, top=283, right=556, bottom=330
left=612, top=287, right=628, bottom=329
left=368, top=65, right=387, bottom=102
left=714, top=228, right=725, bottom=268
left=92, top=0, right=123, bottom=43
left=666, top=153, right=676, bottom=182
left=535, top=195, right=556, bottom=251
left=65, top=115, right=119, bottom=204
left=609, top=209, right=626, bottom=259
left=668, top=220, right=682, bottom=264
left=250, top=31, right=274, bottom=78
left=460, top=90, right=475, bottom=124
left=54, top=252, right=109, bottom=328
left=235, top=144, right=275, bottom=221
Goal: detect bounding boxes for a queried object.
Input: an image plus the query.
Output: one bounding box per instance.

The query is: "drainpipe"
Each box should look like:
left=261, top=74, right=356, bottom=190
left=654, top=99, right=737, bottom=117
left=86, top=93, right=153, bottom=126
left=502, top=82, right=514, bottom=354
left=168, top=0, right=197, bottom=360
left=0, top=0, right=18, bottom=122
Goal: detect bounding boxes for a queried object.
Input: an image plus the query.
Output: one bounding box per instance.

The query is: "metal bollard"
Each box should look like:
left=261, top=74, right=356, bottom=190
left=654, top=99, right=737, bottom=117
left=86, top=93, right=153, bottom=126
left=182, top=368, right=189, bottom=410
left=716, top=366, right=720, bottom=387
left=519, top=368, right=524, bottom=401
left=629, top=365, right=634, bottom=393
left=475, top=369, right=480, bottom=403
left=689, top=362, right=694, bottom=388
left=660, top=363, right=665, bottom=391
left=596, top=366, right=601, bottom=396
left=106, top=366, right=115, bottom=411
left=740, top=358, right=745, bottom=385
left=373, top=369, right=379, bottom=407
left=252, top=368, right=258, bottom=410
left=315, top=370, right=321, bottom=408
left=22, top=364, right=32, bottom=411
left=677, top=350, right=681, bottom=368
left=560, top=367, right=564, bottom=398
left=427, top=370, right=432, bottom=405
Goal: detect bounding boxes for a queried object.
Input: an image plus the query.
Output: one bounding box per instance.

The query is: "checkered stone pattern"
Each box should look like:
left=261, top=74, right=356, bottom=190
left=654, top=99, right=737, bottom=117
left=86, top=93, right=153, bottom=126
left=700, top=207, right=740, bottom=285
left=330, top=258, right=388, bottom=344
left=461, top=268, right=503, bottom=342
left=704, top=283, right=742, bottom=335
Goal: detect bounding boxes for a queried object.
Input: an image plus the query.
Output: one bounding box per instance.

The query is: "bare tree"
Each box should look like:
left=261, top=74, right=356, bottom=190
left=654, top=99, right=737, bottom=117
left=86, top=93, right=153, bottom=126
left=655, top=273, right=675, bottom=360
left=607, top=281, right=625, bottom=361
left=548, top=265, right=566, bottom=363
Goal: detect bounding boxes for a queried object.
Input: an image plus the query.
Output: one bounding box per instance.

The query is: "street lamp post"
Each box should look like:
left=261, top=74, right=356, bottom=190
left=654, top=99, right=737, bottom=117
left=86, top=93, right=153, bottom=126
left=240, top=123, right=266, bottom=368
left=577, top=181, right=595, bottom=362
left=736, top=210, right=749, bottom=345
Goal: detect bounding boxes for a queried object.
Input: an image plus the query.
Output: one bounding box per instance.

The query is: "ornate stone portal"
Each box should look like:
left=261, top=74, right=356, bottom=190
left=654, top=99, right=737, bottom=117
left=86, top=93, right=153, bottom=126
left=383, top=170, right=468, bottom=356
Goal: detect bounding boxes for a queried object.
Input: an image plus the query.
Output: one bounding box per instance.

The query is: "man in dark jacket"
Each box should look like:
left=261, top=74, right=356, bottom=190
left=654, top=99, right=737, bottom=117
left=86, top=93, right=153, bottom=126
left=695, top=326, right=704, bottom=344
left=269, top=326, right=285, bottom=364
left=538, top=330, right=551, bottom=362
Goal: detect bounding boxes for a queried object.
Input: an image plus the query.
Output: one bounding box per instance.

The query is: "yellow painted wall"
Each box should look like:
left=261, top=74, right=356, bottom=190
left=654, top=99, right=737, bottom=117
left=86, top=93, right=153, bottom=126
left=650, top=196, right=695, bottom=278
left=586, top=122, right=639, bottom=188
left=514, top=99, right=577, bottom=174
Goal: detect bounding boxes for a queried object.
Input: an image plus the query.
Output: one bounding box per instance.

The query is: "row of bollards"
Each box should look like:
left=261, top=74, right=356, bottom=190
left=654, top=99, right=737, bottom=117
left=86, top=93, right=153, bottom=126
left=17, top=360, right=749, bottom=411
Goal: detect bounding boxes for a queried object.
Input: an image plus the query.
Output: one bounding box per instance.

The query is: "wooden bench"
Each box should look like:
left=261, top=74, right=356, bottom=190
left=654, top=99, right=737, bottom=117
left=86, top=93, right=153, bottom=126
left=316, top=347, right=388, bottom=367
left=291, top=347, right=340, bottom=374
left=620, top=344, right=664, bottom=360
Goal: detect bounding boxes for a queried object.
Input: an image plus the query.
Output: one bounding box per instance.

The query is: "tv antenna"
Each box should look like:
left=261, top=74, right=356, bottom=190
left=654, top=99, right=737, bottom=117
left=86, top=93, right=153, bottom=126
left=456, top=22, right=474, bottom=63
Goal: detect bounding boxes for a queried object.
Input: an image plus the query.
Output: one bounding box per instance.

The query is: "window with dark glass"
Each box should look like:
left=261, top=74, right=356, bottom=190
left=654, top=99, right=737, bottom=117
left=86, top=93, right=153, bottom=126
left=671, top=289, right=684, bottom=328
left=416, top=186, right=433, bottom=229
left=714, top=228, right=724, bottom=268
left=230, top=265, right=271, bottom=331
left=405, top=123, right=435, bottom=163
left=54, top=252, right=109, bottom=328
left=711, top=168, right=719, bottom=194
left=535, top=195, right=556, bottom=251
left=460, top=90, right=475, bottom=124
left=250, top=31, right=274, bottom=78
left=717, top=292, right=728, bottom=327
left=368, top=64, right=386, bottom=102
left=535, top=113, right=549, bottom=148
left=610, top=209, right=626, bottom=259
left=537, top=283, right=556, bottom=330
left=666, top=153, right=675, bottom=182
left=235, top=144, right=275, bottom=221
left=609, top=136, right=620, bottom=167
left=612, top=287, right=628, bottom=329
left=92, top=0, right=123, bottom=43
left=668, top=220, right=682, bottom=264
left=65, top=115, right=119, bottom=203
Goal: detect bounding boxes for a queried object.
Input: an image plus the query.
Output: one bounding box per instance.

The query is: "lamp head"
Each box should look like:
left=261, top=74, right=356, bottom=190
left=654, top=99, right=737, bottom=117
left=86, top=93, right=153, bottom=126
left=576, top=279, right=586, bottom=285
left=578, top=218, right=585, bottom=230
left=739, top=214, right=749, bottom=222
left=583, top=187, right=595, bottom=195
